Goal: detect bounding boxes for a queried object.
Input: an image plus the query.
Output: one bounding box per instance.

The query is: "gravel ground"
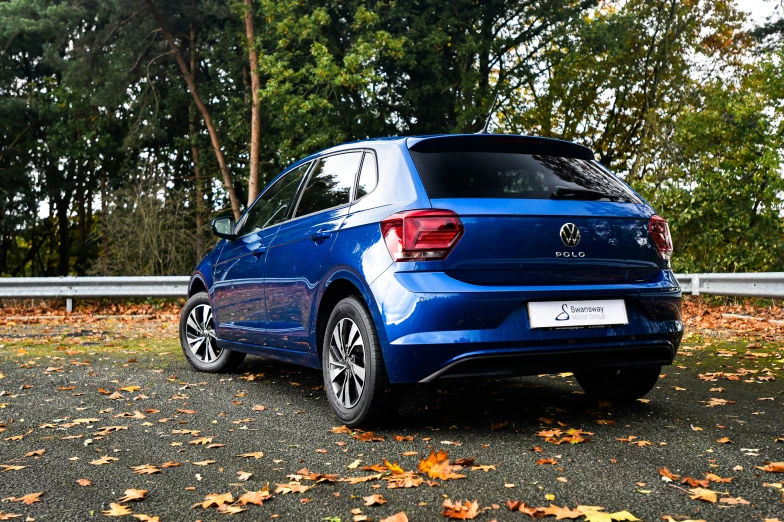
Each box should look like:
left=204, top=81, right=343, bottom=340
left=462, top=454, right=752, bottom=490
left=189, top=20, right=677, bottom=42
left=0, top=319, right=783, bottom=521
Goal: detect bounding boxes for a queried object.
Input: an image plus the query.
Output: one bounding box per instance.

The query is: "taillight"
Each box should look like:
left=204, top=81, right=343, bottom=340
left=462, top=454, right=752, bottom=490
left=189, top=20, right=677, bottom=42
left=649, top=215, right=673, bottom=261
left=380, top=209, right=464, bottom=261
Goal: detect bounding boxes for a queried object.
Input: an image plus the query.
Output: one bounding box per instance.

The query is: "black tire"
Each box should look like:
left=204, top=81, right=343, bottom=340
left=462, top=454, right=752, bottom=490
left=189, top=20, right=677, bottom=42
left=179, top=292, right=246, bottom=373
left=322, top=296, right=397, bottom=427
left=574, top=365, right=661, bottom=403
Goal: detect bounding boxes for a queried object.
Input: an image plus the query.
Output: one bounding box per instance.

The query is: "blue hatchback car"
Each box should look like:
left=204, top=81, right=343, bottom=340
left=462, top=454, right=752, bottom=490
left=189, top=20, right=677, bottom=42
left=180, top=134, right=683, bottom=426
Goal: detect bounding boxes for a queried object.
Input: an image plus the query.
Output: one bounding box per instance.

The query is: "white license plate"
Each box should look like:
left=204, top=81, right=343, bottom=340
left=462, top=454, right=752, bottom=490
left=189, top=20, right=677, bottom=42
left=528, top=299, right=628, bottom=329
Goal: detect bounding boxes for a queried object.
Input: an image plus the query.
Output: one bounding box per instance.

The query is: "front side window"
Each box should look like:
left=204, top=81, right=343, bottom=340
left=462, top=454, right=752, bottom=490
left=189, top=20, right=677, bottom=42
left=294, top=151, right=363, bottom=218
left=236, top=162, right=310, bottom=236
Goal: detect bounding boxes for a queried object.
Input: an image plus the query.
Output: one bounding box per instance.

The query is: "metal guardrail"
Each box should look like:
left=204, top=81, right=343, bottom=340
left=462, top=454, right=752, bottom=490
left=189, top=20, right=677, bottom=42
left=1, top=274, right=783, bottom=313
left=676, top=273, right=784, bottom=299
left=0, top=276, right=190, bottom=312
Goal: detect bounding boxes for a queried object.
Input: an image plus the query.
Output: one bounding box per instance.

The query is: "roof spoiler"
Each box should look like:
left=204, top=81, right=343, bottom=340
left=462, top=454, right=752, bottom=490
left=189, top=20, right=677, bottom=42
left=407, top=135, right=595, bottom=161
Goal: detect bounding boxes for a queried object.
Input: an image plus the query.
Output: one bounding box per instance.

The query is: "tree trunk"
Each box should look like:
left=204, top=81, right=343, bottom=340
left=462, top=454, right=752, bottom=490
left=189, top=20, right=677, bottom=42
left=76, top=173, right=88, bottom=275
left=190, top=22, right=205, bottom=261
left=100, top=174, right=108, bottom=256
left=56, top=189, right=72, bottom=276
left=244, top=0, right=262, bottom=205
left=143, top=0, right=241, bottom=221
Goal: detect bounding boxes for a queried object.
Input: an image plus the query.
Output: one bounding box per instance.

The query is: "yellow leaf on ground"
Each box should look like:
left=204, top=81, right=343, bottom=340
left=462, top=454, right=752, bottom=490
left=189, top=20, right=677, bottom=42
left=102, top=503, right=132, bottom=517
left=89, top=456, right=119, bottom=466
left=688, top=488, right=718, bottom=503
left=364, top=494, right=388, bottom=506
left=192, top=492, right=233, bottom=509
left=118, top=489, right=147, bottom=503
left=235, top=452, right=264, bottom=459
left=238, top=486, right=271, bottom=506
left=384, top=459, right=404, bottom=474
left=274, top=483, right=311, bottom=494
left=131, top=464, right=160, bottom=475
left=442, top=499, right=479, bottom=520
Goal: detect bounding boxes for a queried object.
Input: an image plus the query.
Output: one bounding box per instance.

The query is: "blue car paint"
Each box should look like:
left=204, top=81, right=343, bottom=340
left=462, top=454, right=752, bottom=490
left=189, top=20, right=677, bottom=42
left=189, top=134, right=683, bottom=383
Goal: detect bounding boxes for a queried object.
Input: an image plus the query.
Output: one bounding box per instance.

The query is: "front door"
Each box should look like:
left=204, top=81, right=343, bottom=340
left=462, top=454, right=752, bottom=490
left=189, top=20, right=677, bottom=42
left=211, top=162, right=311, bottom=345
left=264, top=151, right=364, bottom=351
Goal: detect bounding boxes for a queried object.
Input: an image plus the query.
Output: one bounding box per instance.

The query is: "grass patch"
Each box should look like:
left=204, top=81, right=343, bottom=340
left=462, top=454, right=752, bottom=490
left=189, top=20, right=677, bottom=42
left=0, top=337, right=180, bottom=360
left=677, top=336, right=783, bottom=373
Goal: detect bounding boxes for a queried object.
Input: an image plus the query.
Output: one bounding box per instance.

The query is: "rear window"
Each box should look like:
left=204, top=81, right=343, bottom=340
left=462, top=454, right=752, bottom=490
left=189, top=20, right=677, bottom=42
left=409, top=151, right=640, bottom=203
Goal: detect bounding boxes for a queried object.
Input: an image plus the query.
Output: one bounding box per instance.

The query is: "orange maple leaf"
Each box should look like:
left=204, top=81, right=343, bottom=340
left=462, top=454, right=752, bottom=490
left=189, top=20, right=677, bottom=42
left=418, top=450, right=465, bottom=480
left=758, top=462, right=784, bottom=473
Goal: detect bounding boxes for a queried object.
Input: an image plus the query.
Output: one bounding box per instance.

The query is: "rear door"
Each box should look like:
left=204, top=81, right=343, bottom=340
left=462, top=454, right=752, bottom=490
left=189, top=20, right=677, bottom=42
left=212, top=162, right=310, bottom=344
left=263, top=151, right=364, bottom=351
left=407, top=137, right=662, bottom=285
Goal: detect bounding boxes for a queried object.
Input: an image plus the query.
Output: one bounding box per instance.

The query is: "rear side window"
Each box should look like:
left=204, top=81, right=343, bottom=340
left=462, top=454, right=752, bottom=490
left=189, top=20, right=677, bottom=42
left=356, top=152, right=378, bottom=199
left=409, top=151, right=640, bottom=203
left=295, top=152, right=363, bottom=217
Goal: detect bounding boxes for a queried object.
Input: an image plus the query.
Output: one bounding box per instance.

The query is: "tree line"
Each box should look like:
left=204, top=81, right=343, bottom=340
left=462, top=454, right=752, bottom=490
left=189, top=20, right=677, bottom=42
left=1, top=0, right=783, bottom=276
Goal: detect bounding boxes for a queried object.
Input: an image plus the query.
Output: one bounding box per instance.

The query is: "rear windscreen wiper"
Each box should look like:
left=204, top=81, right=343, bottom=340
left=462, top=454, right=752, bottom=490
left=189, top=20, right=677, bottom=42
left=551, top=186, right=623, bottom=201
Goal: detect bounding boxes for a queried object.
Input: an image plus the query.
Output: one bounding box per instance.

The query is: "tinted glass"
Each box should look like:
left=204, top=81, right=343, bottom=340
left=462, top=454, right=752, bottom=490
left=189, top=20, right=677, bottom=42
left=236, top=162, right=310, bottom=236
left=295, top=152, right=362, bottom=217
left=409, top=151, right=640, bottom=203
left=356, top=152, right=378, bottom=199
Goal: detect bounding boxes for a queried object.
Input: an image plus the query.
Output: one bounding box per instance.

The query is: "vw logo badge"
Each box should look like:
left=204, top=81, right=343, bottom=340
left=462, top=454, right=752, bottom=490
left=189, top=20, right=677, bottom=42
left=559, top=223, right=581, bottom=247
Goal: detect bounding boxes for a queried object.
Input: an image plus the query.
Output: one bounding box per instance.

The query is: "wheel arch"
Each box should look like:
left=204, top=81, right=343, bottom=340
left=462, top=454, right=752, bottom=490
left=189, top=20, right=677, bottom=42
left=312, top=270, right=384, bottom=367
left=188, top=273, right=208, bottom=298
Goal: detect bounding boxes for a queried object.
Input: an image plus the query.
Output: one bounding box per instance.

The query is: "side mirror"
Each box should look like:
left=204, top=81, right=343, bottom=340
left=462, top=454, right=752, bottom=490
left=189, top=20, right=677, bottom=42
left=211, top=216, right=236, bottom=239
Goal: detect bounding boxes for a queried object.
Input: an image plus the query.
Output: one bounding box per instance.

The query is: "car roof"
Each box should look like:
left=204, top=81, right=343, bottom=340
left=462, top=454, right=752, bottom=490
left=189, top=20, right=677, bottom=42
left=275, top=133, right=595, bottom=183
left=305, top=133, right=594, bottom=160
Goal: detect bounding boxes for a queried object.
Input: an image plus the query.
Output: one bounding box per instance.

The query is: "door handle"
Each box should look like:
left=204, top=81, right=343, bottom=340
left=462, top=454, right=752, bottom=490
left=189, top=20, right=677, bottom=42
left=252, top=245, right=267, bottom=256
left=310, top=229, right=333, bottom=241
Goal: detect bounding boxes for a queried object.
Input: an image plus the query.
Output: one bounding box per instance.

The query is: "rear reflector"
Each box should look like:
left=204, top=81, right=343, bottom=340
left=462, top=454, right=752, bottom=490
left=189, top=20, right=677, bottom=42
left=381, top=209, right=464, bottom=261
left=649, top=215, right=673, bottom=261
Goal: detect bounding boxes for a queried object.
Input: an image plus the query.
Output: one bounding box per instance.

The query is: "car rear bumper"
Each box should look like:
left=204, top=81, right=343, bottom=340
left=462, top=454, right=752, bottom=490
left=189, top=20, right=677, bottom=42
left=369, top=266, right=683, bottom=383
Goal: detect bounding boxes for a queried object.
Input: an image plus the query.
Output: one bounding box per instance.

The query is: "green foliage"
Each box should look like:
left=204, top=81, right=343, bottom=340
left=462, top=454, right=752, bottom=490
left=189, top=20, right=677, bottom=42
left=642, top=54, right=784, bottom=273
left=1, top=0, right=782, bottom=276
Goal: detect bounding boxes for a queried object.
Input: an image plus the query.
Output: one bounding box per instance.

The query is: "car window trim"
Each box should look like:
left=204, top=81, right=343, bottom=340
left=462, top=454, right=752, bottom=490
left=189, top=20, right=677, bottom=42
left=352, top=149, right=378, bottom=204
left=233, top=160, right=314, bottom=240
left=291, top=149, right=365, bottom=220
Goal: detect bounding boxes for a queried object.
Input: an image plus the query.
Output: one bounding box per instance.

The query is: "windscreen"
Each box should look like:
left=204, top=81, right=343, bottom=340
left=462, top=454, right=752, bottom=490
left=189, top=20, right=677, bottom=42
left=409, top=151, right=640, bottom=203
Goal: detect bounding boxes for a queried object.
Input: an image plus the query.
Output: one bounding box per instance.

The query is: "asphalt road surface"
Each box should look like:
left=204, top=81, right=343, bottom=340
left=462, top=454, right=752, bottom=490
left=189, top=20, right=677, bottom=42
left=0, top=319, right=782, bottom=521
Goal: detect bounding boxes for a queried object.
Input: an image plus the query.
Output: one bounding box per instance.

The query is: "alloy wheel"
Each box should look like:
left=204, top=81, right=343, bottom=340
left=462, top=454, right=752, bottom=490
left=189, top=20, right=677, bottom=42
left=328, top=318, right=367, bottom=408
left=184, top=304, right=222, bottom=363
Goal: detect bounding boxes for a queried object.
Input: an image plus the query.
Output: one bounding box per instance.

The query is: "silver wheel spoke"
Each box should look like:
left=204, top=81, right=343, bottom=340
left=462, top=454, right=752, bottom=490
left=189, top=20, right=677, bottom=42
left=187, top=335, right=205, bottom=353
left=346, top=322, right=362, bottom=356
left=332, top=328, right=345, bottom=359
left=187, top=314, right=200, bottom=333
left=329, top=362, right=346, bottom=383
left=205, top=339, right=217, bottom=362
left=350, top=361, right=365, bottom=382
left=339, top=376, right=349, bottom=407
